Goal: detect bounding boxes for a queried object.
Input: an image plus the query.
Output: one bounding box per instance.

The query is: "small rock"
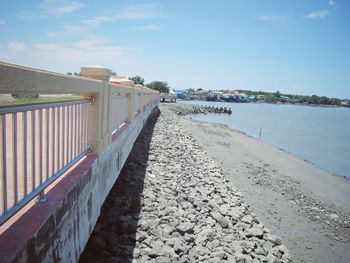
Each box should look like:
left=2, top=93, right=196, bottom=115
left=264, top=233, right=282, bottom=245
left=245, top=228, right=264, bottom=238
left=177, top=222, right=195, bottom=235
left=219, top=204, right=231, bottom=215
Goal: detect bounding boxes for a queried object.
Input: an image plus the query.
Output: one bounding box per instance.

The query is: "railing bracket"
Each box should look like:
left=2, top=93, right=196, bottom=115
left=36, top=192, right=48, bottom=203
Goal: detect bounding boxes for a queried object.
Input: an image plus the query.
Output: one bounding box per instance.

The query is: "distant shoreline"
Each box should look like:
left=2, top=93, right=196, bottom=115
left=178, top=99, right=348, bottom=108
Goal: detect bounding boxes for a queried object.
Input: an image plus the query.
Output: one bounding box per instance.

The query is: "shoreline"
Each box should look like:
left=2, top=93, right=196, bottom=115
left=179, top=99, right=348, bottom=108
left=167, top=103, right=350, bottom=262
left=177, top=101, right=349, bottom=180
left=195, top=120, right=349, bottom=182
left=200, top=120, right=350, bottom=183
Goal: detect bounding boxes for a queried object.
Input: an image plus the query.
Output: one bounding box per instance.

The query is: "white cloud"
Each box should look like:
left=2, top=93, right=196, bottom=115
left=18, top=0, right=85, bottom=18
left=33, top=39, right=139, bottom=63
left=47, top=1, right=85, bottom=15
left=133, top=24, right=159, bottom=31
left=255, top=15, right=284, bottom=21
left=46, top=4, right=162, bottom=37
left=7, top=42, right=26, bottom=52
left=329, top=0, right=336, bottom=6
left=0, top=38, right=141, bottom=73
left=0, top=20, right=5, bottom=26
left=46, top=16, right=115, bottom=37
left=307, top=9, right=329, bottom=19
left=117, top=4, right=161, bottom=20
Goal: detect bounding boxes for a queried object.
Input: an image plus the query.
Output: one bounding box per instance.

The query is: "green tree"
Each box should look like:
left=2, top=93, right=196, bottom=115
left=186, top=88, right=195, bottom=94
left=129, top=75, right=145, bottom=85
left=67, top=72, right=80, bottom=76
left=146, top=81, right=170, bottom=93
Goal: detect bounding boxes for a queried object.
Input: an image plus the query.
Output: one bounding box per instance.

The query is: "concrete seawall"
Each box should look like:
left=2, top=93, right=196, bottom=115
left=0, top=105, right=159, bottom=263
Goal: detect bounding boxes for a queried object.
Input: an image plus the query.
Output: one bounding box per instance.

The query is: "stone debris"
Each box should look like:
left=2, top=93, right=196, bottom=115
left=79, top=107, right=292, bottom=263
left=243, top=161, right=350, bottom=243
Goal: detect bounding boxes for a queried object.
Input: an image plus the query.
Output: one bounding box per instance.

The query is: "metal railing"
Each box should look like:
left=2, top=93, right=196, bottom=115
left=108, top=95, right=128, bottom=134
left=0, top=61, right=160, bottom=226
left=0, top=99, right=91, bottom=225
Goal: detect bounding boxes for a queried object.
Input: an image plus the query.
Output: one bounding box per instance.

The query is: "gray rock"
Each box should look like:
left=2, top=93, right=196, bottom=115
left=184, top=233, right=195, bottom=243
left=193, top=245, right=210, bottom=256
left=149, top=244, right=175, bottom=258
left=150, top=239, right=164, bottom=249
left=245, top=228, right=264, bottom=238
left=155, top=256, right=171, bottom=263
left=241, top=241, right=255, bottom=254
left=210, top=212, right=229, bottom=228
left=264, top=233, right=282, bottom=245
left=241, top=215, right=253, bottom=224
left=219, top=203, right=231, bottom=215
left=177, top=222, right=195, bottom=235
left=277, top=244, right=289, bottom=255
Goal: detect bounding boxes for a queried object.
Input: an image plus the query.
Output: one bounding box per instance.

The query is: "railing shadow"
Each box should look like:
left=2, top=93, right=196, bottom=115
left=79, top=109, right=160, bottom=263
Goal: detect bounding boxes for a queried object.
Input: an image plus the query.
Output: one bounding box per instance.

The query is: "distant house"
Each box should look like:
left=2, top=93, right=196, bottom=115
left=175, top=89, right=188, bottom=95
left=207, top=91, right=223, bottom=101
left=190, top=90, right=208, bottom=100
left=248, top=95, right=256, bottom=101
left=280, top=96, right=290, bottom=102
left=175, top=89, right=188, bottom=100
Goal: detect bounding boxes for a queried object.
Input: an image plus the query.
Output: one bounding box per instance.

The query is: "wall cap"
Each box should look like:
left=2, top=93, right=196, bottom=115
left=80, top=66, right=112, bottom=81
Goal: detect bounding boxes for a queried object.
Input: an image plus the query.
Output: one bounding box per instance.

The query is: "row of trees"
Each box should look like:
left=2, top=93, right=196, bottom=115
left=238, top=90, right=341, bottom=106
left=129, top=75, right=170, bottom=93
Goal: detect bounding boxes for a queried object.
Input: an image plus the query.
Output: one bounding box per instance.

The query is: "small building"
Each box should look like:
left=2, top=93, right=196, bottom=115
left=160, top=91, right=176, bottom=102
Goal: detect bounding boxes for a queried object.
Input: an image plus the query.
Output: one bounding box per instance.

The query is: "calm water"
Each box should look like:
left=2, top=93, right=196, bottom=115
left=181, top=100, right=350, bottom=179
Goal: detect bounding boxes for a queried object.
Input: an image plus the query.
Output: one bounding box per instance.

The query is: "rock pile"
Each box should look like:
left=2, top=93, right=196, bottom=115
left=80, top=106, right=291, bottom=263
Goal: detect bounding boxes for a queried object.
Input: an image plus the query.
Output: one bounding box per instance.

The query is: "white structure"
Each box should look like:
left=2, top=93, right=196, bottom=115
left=109, top=75, right=135, bottom=86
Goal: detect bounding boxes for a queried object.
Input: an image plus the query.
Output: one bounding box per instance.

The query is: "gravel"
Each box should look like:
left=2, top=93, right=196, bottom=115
left=79, top=106, right=291, bottom=263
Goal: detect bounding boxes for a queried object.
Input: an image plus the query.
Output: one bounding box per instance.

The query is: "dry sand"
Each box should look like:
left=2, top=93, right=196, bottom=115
left=167, top=103, right=350, bottom=263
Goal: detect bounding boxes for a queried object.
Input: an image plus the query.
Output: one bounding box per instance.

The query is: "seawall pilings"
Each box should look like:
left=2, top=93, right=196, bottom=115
left=81, top=105, right=291, bottom=262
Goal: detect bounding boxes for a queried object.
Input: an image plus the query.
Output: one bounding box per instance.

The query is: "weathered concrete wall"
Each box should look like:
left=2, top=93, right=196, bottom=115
left=0, top=104, right=159, bottom=263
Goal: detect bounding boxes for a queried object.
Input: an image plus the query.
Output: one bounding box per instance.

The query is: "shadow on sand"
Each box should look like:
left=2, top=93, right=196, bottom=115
left=79, top=109, right=160, bottom=263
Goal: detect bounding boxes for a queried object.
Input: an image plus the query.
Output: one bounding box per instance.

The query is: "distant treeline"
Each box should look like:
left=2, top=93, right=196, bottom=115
left=229, top=90, right=341, bottom=106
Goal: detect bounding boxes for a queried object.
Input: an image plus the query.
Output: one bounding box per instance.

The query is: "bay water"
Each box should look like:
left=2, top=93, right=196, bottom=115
left=181, top=100, right=350, bottom=179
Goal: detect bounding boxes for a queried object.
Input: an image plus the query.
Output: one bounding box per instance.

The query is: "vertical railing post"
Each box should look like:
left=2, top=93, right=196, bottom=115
left=80, top=66, right=112, bottom=153
left=138, top=92, right=143, bottom=112
left=134, top=84, right=143, bottom=113
left=127, top=87, right=135, bottom=123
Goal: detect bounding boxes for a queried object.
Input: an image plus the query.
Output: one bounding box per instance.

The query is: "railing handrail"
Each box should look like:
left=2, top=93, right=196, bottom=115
left=0, top=61, right=104, bottom=94
left=0, top=99, right=92, bottom=114
left=109, top=82, right=159, bottom=94
left=0, top=61, right=159, bottom=96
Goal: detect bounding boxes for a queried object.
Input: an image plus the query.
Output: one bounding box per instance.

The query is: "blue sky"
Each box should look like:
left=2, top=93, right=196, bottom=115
left=0, top=0, right=349, bottom=98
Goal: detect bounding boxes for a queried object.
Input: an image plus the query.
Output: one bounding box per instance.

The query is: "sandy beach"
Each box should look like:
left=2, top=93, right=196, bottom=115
left=169, top=103, right=350, bottom=263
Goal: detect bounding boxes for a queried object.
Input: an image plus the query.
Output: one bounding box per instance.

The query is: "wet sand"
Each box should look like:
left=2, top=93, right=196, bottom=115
left=168, top=103, right=350, bottom=263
